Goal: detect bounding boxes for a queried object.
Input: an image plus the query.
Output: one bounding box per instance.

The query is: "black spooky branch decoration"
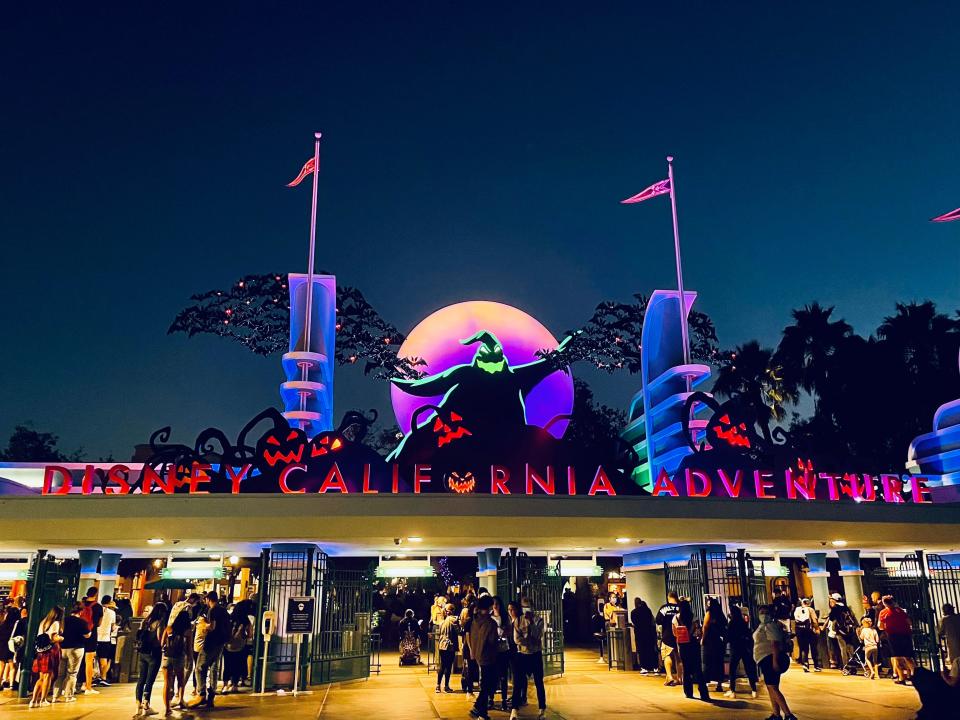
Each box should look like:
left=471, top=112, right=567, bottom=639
left=167, top=273, right=424, bottom=380
left=536, top=294, right=719, bottom=373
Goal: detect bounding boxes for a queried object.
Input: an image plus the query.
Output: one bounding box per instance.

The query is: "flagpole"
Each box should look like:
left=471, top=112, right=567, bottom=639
left=299, top=132, right=322, bottom=425
left=666, top=155, right=691, bottom=368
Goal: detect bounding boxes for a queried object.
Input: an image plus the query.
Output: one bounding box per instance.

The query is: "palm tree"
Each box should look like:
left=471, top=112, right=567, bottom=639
left=775, top=302, right=853, bottom=414
left=877, top=301, right=959, bottom=376
left=713, top=341, right=795, bottom=442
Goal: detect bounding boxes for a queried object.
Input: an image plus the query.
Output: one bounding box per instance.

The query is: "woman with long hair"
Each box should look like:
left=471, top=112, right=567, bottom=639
left=161, top=609, right=192, bottom=714
left=134, top=601, right=169, bottom=717
left=701, top=596, right=728, bottom=693
left=30, top=605, right=64, bottom=707
left=673, top=599, right=709, bottom=701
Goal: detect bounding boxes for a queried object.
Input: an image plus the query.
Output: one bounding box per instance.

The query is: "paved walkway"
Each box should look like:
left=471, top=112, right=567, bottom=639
left=0, top=648, right=922, bottom=719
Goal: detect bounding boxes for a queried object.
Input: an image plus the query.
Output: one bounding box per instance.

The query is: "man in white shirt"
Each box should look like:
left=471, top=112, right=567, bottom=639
left=95, top=596, right=118, bottom=686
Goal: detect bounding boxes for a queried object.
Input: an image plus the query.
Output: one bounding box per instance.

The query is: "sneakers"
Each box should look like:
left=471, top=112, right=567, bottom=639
left=435, top=686, right=441, bottom=694
left=538, top=711, right=546, bottom=720
left=509, top=712, right=519, bottom=720
left=86, top=688, right=101, bottom=695
left=723, top=690, right=735, bottom=698
left=142, top=706, right=159, bottom=716
left=750, top=690, right=758, bottom=699
left=444, top=686, right=454, bottom=693
left=65, top=697, right=77, bottom=703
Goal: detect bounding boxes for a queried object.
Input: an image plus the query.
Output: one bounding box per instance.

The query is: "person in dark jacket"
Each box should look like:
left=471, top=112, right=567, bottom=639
left=630, top=598, right=658, bottom=674
left=725, top=603, right=758, bottom=698
left=467, top=596, right=499, bottom=720
left=701, top=596, right=727, bottom=693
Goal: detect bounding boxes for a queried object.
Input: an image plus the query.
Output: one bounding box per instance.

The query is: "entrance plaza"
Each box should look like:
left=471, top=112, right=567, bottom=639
left=0, top=648, right=921, bottom=719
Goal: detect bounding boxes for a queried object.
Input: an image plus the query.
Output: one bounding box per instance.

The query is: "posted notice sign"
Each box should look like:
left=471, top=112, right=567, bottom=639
left=285, top=596, right=316, bottom=635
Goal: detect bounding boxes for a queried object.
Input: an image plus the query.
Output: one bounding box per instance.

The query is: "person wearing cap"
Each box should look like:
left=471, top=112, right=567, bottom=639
left=827, top=593, right=857, bottom=670
left=793, top=598, right=821, bottom=672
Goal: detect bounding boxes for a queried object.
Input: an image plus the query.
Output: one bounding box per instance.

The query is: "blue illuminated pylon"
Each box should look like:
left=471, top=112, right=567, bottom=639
left=908, top=355, right=960, bottom=487
left=621, top=290, right=711, bottom=491
left=281, top=273, right=336, bottom=436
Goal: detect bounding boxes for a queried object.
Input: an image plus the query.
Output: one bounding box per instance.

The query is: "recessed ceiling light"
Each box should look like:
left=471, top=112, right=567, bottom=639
left=184, top=548, right=199, bottom=553
left=209, top=554, right=221, bottom=560
left=228, top=555, right=239, bottom=565
left=407, top=537, right=423, bottom=543
left=615, top=538, right=631, bottom=544
left=147, top=538, right=164, bottom=545
left=831, top=540, right=848, bottom=547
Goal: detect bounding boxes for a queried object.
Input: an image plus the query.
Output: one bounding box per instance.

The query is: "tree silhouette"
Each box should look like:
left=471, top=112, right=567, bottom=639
left=713, top=341, right=795, bottom=442
left=0, top=424, right=82, bottom=462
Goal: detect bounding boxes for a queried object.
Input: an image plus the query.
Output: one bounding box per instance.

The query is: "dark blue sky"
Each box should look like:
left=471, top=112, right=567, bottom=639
left=2, top=3, right=958, bottom=458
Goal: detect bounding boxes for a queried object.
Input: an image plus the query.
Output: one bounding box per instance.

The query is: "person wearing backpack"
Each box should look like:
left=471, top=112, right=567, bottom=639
left=793, top=598, right=821, bottom=672
left=828, top=593, right=858, bottom=670
left=134, top=602, right=168, bottom=717
left=77, top=586, right=103, bottom=696
left=673, top=599, right=709, bottom=701
left=221, top=608, right=252, bottom=693
left=29, top=606, right=63, bottom=708
left=161, top=609, right=191, bottom=715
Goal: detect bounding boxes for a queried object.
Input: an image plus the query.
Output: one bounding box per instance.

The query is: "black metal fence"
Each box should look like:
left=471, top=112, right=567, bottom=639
left=865, top=551, right=960, bottom=671
left=664, top=549, right=769, bottom=626
left=313, top=567, right=373, bottom=683
left=18, top=551, right=80, bottom=698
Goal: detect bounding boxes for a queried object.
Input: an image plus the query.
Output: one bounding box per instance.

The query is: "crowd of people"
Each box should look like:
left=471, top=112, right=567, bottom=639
left=396, top=590, right=548, bottom=720
left=624, top=587, right=960, bottom=720
left=6, top=586, right=256, bottom=717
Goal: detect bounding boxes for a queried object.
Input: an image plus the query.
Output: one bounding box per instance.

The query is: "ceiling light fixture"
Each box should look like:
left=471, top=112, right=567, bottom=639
left=831, top=540, right=848, bottom=547
left=615, top=538, right=631, bottom=544
left=147, top=538, right=164, bottom=545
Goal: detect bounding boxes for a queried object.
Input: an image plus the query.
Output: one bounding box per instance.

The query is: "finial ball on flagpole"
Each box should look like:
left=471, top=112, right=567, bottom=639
left=315, top=132, right=323, bottom=140
left=666, top=155, right=674, bottom=163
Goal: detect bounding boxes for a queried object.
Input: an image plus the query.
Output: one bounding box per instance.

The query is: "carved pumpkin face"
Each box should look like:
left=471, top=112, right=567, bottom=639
left=433, top=411, right=472, bottom=448
left=710, top=413, right=752, bottom=449
left=446, top=471, right=476, bottom=494
left=309, top=433, right=345, bottom=458
left=259, top=427, right=307, bottom=467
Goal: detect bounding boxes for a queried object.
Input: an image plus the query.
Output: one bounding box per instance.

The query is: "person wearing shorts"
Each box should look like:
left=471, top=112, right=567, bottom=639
left=860, top=617, right=880, bottom=679
left=655, top=593, right=680, bottom=686
left=753, top=605, right=797, bottom=720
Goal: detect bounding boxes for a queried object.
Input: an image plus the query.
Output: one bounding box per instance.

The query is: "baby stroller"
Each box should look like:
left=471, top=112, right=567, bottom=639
left=841, top=640, right=869, bottom=676
left=399, top=629, right=421, bottom=666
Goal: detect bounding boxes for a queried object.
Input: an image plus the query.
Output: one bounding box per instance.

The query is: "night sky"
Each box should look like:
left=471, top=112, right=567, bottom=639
left=3, top=3, right=958, bottom=459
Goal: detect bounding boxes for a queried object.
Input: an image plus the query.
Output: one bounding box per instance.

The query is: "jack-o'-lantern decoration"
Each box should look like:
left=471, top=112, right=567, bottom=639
left=446, top=470, right=476, bottom=494
left=259, top=428, right=307, bottom=467
left=310, top=433, right=344, bottom=458
left=433, top=411, right=472, bottom=448
left=712, top=413, right=751, bottom=449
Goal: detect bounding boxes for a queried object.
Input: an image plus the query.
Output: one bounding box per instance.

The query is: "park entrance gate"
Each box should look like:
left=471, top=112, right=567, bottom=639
left=255, top=546, right=373, bottom=690
left=865, top=551, right=960, bottom=671
left=18, top=551, right=80, bottom=698
left=663, top=549, right=768, bottom=625
left=498, top=550, right=565, bottom=677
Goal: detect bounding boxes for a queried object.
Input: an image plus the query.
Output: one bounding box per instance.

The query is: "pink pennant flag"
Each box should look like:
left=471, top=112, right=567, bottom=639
left=931, top=207, right=960, bottom=223
left=286, top=157, right=316, bottom=187
left=621, top=178, right=671, bottom=204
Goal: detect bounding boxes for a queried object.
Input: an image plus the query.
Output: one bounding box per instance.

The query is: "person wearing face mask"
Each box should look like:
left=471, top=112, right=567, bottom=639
left=753, top=605, right=797, bottom=720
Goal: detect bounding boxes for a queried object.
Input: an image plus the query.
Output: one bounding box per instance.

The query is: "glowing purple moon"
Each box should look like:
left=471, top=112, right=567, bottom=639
left=390, top=301, right=574, bottom=438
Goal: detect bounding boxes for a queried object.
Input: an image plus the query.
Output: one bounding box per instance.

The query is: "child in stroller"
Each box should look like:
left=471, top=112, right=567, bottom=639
left=398, top=609, right=422, bottom=665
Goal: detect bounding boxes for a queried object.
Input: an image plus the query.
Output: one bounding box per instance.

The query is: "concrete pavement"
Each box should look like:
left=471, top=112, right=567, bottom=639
left=0, top=647, right=922, bottom=719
